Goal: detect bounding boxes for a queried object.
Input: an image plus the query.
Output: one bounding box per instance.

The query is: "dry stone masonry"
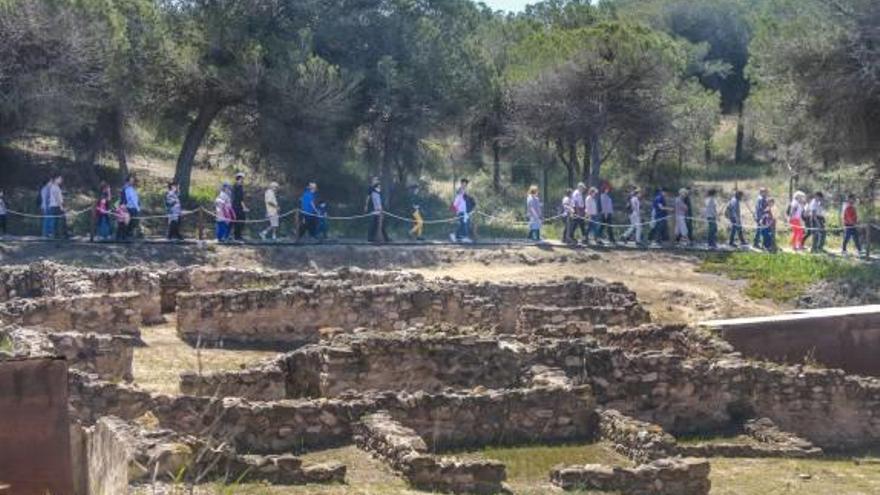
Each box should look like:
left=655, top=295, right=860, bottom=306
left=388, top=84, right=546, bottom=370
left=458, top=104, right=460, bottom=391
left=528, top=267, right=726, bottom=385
left=2, top=262, right=880, bottom=494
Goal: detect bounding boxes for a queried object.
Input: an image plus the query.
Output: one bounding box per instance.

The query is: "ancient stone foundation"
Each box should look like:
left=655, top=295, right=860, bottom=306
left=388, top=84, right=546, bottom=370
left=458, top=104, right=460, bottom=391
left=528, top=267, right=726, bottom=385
left=3, top=262, right=880, bottom=494
left=550, top=457, right=711, bottom=495
left=355, top=411, right=506, bottom=494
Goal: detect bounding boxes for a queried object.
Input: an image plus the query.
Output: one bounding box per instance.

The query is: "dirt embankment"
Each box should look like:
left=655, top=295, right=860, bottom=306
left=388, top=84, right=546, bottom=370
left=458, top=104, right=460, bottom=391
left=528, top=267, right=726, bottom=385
left=0, top=241, right=783, bottom=324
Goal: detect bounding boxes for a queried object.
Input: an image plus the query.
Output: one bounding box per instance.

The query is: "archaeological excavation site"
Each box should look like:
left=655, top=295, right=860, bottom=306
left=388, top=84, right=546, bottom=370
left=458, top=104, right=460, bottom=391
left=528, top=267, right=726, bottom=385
left=2, top=257, right=880, bottom=494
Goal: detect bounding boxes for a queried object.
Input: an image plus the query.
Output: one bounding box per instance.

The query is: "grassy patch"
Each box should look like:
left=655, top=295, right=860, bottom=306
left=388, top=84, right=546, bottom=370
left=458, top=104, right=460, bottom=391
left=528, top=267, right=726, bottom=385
left=700, top=252, right=876, bottom=302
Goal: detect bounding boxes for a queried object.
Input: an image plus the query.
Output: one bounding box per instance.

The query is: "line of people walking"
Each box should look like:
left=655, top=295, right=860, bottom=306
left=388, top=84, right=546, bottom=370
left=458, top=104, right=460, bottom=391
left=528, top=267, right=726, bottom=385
left=524, top=182, right=866, bottom=255
left=5, top=174, right=871, bottom=255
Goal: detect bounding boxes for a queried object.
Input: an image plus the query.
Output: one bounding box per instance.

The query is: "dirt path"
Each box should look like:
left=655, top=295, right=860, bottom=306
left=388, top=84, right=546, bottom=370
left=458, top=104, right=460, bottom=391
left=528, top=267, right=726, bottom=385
left=413, top=250, right=784, bottom=325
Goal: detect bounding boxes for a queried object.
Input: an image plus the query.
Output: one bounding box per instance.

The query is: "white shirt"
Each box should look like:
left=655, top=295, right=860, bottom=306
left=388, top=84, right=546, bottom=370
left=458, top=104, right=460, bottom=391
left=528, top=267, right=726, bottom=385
left=789, top=200, right=803, bottom=220
left=629, top=196, right=640, bottom=218
left=585, top=195, right=599, bottom=216
left=809, top=198, right=825, bottom=217
left=561, top=196, right=573, bottom=216
left=264, top=189, right=278, bottom=216
left=704, top=197, right=717, bottom=219
left=571, top=190, right=586, bottom=212
left=48, top=183, right=63, bottom=209
left=452, top=191, right=467, bottom=214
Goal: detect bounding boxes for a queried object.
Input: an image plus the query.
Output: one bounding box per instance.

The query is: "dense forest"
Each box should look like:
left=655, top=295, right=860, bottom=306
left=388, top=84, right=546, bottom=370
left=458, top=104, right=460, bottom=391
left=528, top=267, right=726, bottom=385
left=0, top=0, right=878, bottom=206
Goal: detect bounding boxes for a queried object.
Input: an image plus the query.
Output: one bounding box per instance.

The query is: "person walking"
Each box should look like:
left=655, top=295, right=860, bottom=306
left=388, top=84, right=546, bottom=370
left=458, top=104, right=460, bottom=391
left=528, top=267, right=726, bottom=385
left=752, top=187, right=769, bottom=249
left=121, top=176, right=140, bottom=240
left=761, top=198, right=777, bottom=251
left=450, top=179, right=472, bottom=243
left=585, top=187, right=601, bottom=245
left=561, top=189, right=574, bottom=244
left=39, top=177, right=52, bottom=237
left=316, top=201, right=329, bottom=240
left=166, top=182, right=183, bottom=240
left=215, top=183, right=235, bottom=242
left=704, top=189, right=718, bottom=249
left=841, top=194, right=862, bottom=255
left=297, top=182, right=319, bottom=241
left=599, top=184, right=615, bottom=244
left=649, top=188, right=670, bottom=244
left=259, top=182, right=280, bottom=241
left=674, top=188, right=690, bottom=245
left=802, top=193, right=815, bottom=247
left=95, top=184, right=113, bottom=241
left=231, top=172, right=249, bottom=241
left=47, top=175, right=65, bottom=239
left=809, top=191, right=827, bottom=253
left=726, top=191, right=747, bottom=247
left=571, top=183, right=587, bottom=243
left=526, top=185, right=543, bottom=241
left=365, top=177, right=390, bottom=243
left=684, top=187, right=695, bottom=244
left=622, top=187, right=643, bottom=246
left=409, top=204, right=424, bottom=241
left=114, top=200, right=130, bottom=240
left=788, top=191, right=807, bottom=251
left=0, top=190, right=7, bottom=236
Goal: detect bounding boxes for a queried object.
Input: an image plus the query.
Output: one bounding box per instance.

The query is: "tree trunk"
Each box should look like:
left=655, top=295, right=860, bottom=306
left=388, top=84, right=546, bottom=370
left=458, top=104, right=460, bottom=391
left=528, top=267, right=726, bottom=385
left=734, top=103, right=746, bottom=164
left=581, top=139, right=590, bottom=185
left=110, top=107, right=129, bottom=178
left=492, top=140, right=501, bottom=192
left=588, top=132, right=602, bottom=187
left=555, top=138, right=575, bottom=188
left=704, top=137, right=712, bottom=167
left=174, top=101, right=223, bottom=199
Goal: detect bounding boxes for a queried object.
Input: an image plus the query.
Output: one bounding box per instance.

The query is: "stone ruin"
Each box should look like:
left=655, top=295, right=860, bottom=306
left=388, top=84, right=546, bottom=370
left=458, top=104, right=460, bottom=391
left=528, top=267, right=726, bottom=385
left=0, top=261, right=879, bottom=495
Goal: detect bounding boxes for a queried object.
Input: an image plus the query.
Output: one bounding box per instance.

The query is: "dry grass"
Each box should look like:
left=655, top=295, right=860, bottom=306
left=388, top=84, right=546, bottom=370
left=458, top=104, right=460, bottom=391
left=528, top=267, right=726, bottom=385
left=134, top=444, right=880, bottom=494
left=133, top=320, right=277, bottom=395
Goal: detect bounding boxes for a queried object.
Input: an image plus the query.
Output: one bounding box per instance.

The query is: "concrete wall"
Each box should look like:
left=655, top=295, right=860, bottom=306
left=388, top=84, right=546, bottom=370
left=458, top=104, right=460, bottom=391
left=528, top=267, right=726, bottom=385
left=702, top=306, right=880, bottom=376
left=0, top=357, right=74, bottom=495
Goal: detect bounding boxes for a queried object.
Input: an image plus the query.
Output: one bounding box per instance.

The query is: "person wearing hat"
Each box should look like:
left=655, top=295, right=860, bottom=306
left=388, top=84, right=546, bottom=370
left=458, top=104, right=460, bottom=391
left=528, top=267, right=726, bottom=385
left=260, top=181, right=280, bottom=241
left=622, top=187, right=642, bottom=245
left=231, top=172, right=249, bottom=241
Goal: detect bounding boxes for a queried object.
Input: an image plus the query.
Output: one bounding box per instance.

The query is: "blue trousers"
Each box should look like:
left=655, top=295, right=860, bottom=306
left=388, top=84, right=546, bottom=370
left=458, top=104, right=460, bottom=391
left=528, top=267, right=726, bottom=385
left=843, top=226, right=861, bottom=252
left=216, top=221, right=230, bottom=241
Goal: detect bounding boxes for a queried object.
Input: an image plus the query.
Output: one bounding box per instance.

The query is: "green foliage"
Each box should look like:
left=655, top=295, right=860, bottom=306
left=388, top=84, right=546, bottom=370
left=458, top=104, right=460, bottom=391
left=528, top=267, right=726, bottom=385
left=700, top=252, right=877, bottom=302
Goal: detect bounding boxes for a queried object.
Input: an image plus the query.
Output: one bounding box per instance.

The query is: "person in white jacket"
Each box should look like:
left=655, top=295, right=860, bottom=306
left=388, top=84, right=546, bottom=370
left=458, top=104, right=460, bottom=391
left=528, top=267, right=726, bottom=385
left=260, top=182, right=280, bottom=241
left=622, top=187, right=642, bottom=245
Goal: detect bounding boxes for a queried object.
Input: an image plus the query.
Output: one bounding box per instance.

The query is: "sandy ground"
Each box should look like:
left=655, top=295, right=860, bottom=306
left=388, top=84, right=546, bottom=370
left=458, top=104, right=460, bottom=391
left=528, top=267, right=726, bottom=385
left=3, top=242, right=783, bottom=325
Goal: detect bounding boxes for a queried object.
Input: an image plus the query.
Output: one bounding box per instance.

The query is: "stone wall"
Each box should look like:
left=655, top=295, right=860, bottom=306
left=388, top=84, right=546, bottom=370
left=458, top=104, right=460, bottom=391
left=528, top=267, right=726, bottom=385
left=597, top=409, right=677, bottom=464
left=516, top=304, right=650, bottom=333
left=0, top=293, right=142, bottom=337
left=550, top=457, right=711, bottom=495
left=2, top=326, right=134, bottom=381
left=354, top=411, right=506, bottom=494
left=176, top=277, right=647, bottom=347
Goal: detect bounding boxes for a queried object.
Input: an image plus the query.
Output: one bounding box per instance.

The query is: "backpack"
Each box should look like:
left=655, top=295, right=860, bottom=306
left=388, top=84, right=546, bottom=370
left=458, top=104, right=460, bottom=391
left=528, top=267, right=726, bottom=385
left=465, top=194, right=476, bottom=213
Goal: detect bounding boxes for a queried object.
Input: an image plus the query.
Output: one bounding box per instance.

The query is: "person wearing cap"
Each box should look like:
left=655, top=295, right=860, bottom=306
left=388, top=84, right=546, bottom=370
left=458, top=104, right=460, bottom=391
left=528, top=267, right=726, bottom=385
left=622, top=187, right=643, bottom=246
left=260, top=182, right=280, bottom=241
left=674, top=188, right=690, bottom=245
left=753, top=187, right=769, bottom=249
left=232, top=172, right=249, bottom=241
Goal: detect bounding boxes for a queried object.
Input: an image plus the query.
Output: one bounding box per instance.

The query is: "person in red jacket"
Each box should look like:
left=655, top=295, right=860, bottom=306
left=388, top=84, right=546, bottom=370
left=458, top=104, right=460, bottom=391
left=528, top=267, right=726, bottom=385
left=841, top=194, right=862, bottom=255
